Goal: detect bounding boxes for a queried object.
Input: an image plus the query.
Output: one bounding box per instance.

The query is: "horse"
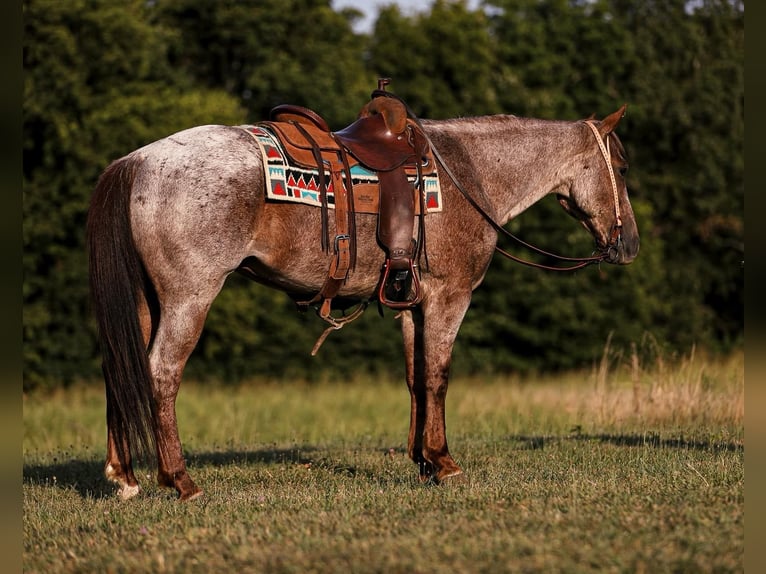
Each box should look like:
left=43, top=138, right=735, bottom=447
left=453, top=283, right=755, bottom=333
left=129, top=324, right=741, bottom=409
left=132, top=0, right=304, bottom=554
left=86, top=101, right=639, bottom=501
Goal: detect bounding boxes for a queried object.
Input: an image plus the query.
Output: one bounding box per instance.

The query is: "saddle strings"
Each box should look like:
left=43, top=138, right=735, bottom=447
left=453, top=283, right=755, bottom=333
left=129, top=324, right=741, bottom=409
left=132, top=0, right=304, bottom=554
left=374, top=90, right=619, bottom=271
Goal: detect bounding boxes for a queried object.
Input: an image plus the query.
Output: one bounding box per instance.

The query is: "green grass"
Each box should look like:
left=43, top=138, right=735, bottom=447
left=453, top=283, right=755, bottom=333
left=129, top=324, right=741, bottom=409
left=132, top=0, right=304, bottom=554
left=23, top=350, right=743, bottom=573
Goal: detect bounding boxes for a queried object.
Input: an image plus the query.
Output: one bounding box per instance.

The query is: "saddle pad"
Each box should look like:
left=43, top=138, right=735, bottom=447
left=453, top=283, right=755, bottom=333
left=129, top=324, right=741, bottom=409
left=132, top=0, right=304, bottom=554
left=242, top=125, right=443, bottom=214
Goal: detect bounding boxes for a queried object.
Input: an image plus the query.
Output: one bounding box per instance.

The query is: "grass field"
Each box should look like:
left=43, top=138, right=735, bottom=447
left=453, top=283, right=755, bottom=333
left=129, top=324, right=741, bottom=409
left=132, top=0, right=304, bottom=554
left=23, top=349, right=743, bottom=573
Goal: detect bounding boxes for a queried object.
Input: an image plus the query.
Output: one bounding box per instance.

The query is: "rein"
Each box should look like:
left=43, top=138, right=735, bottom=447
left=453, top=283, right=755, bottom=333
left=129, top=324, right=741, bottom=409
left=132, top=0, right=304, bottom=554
left=376, top=89, right=623, bottom=271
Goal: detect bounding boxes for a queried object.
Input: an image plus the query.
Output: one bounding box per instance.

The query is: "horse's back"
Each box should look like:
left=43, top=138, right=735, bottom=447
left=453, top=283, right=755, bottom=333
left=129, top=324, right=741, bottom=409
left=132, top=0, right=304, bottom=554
left=131, top=124, right=259, bottom=175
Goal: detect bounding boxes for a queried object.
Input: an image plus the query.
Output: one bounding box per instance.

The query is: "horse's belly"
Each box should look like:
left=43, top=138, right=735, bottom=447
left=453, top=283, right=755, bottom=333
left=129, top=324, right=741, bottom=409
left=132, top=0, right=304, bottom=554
left=241, top=226, right=385, bottom=300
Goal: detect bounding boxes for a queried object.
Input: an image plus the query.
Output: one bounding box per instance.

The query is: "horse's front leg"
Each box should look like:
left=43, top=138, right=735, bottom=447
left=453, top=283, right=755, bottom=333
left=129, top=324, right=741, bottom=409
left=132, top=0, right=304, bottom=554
left=401, top=294, right=469, bottom=484
left=400, top=309, right=430, bottom=479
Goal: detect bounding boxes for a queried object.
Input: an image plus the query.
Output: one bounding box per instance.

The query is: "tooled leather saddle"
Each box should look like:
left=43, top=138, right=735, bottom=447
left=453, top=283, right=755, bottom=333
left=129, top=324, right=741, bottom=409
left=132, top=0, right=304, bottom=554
left=259, top=80, right=434, bottom=330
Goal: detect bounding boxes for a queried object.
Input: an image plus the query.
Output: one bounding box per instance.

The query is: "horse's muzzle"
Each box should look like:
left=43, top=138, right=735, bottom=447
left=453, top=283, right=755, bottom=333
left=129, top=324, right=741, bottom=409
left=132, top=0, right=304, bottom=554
left=604, top=235, right=639, bottom=265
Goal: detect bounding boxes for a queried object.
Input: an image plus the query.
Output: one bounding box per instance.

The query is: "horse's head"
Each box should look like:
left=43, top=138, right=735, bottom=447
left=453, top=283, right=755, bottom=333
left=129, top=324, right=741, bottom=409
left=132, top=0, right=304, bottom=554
left=557, top=105, right=640, bottom=265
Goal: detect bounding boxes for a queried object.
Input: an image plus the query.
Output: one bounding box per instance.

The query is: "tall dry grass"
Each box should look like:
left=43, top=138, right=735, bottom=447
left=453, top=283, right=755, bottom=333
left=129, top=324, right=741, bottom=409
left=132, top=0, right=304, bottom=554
left=450, top=342, right=743, bottom=444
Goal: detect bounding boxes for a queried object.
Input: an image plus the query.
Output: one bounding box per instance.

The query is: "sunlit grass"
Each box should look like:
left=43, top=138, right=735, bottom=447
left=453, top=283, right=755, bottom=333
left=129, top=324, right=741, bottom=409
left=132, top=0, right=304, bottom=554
left=23, top=349, right=743, bottom=573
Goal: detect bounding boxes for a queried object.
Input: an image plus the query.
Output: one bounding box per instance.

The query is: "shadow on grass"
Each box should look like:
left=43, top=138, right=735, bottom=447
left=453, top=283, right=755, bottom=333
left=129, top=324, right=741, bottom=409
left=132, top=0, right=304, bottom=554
left=24, top=432, right=742, bottom=499
left=23, top=458, right=113, bottom=498
left=177, top=446, right=415, bottom=487
left=21, top=444, right=368, bottom=499
left=511, top=431, right=744, bottom=452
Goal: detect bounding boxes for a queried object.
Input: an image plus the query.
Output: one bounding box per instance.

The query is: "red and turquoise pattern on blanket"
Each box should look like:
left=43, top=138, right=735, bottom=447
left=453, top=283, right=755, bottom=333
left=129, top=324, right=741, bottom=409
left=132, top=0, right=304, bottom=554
left=245, top=125, right=443, bottom=212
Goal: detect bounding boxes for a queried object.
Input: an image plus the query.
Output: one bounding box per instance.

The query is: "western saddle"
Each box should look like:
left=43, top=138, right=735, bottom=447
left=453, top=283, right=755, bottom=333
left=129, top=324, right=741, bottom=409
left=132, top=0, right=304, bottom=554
left=261, top=79, right=433, bottom=339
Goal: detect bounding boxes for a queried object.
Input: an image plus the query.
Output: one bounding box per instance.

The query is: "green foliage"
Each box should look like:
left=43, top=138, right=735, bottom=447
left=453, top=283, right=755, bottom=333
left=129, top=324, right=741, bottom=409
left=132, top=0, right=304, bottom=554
left=153, top=0, right=374, bottom=126
left=614, top=0, right=745, bottom=349
left=23, top=0, right=743, bottom=389
left=474, top=0, right=743, bottom=364
left=23, top=0, right=246, bottom=390
left=369, top=0, right=501, bottom=117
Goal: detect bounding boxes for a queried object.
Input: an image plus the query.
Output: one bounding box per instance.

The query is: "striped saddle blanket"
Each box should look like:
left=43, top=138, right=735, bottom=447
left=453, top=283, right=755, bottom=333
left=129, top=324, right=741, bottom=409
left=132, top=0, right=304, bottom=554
left=243, top=124, right=443, bottom=214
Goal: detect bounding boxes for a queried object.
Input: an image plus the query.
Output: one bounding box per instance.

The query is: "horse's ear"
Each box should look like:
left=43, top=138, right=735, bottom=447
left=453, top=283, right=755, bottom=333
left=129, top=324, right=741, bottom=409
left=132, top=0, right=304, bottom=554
left=598, top=104, right=627, bottom=136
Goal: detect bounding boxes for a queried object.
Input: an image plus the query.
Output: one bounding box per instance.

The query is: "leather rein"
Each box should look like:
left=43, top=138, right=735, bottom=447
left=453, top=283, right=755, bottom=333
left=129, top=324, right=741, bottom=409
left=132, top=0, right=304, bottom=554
left=379, top=89, right=623, bottom=272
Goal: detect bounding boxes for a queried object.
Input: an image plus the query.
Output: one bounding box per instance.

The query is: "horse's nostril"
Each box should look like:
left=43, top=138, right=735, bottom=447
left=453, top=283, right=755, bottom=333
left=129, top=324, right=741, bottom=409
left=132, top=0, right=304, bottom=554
left=608, top=245, right=620, bottom=263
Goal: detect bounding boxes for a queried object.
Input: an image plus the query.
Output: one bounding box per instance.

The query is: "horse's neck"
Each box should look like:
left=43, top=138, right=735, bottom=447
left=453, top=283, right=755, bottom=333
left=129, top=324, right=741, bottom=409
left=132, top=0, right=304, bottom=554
left=427, top=116, right=580, bottom=225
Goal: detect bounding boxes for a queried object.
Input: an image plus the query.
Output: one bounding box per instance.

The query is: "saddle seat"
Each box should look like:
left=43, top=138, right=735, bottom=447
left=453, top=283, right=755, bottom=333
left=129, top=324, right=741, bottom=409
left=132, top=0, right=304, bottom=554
left=268, top=101, right=425, bottom=172
left=334, top=109, right=420, bottom=171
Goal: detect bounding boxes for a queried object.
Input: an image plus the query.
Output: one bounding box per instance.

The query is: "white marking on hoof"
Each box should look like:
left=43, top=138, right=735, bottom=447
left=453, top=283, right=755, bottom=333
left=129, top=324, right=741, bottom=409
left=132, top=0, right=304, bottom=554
left=104, top=463, right=118, bottom=481
left=118, top=483, right=141, bottom=500
left=105, top=463, right=141, bottom=500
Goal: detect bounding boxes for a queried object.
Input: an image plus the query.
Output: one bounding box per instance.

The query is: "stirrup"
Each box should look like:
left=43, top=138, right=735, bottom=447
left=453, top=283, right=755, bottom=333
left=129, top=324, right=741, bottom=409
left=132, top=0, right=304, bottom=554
left=377, top=258, right=421, bottom=309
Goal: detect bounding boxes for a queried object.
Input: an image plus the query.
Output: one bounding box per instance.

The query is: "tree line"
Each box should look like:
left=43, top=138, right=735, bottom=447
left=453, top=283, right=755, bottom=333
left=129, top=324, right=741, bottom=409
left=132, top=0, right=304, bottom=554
left=23, top=0, right=744, bottom=390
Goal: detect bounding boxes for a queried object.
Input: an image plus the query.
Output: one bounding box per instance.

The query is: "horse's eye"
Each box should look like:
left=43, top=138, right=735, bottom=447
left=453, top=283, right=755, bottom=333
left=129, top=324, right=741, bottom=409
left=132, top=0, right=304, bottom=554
left=618, top=166, right=628, bottom=177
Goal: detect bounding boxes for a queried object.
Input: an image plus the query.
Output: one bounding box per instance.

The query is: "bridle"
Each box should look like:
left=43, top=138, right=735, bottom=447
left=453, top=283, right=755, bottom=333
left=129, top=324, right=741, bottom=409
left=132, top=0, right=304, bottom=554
left=438, top=119, right=624, bottom=272
left=585, top=120, right=623, bottom=263
left=379, top=87, right=624, bottom=271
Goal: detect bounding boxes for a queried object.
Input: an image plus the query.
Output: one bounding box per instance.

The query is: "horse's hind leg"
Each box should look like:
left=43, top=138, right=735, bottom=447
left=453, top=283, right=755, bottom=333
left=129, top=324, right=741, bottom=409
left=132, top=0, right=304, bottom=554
left=104, top=428, right=140, bottom=500
left=148, top=296, right=218, bottom=501
left=104, top=291, right=154, bottom=499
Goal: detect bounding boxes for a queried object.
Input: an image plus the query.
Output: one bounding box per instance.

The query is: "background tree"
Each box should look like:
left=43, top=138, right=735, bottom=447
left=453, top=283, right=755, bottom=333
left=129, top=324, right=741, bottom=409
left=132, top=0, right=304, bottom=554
left=153, top=0, right=373, bottom=127
left=22, top=0, right=743, bottom=390
left=368, top=0, right=501, bottom=118
left=613, top=0, right=744, bottom=350
left=461, top=0, right=744, bottom=370
left=23, top=0, right=245, bottom=389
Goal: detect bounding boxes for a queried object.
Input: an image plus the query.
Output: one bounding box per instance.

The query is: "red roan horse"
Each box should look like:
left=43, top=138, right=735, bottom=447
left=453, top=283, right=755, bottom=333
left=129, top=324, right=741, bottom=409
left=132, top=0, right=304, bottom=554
left=87, top=98, right=639, bottom=500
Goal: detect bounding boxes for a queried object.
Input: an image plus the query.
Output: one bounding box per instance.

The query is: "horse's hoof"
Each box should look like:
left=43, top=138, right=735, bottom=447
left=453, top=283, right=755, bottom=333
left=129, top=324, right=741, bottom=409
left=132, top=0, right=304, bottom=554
left=436, top=469, right=467, bottom=487
left=106, top=464, right=142, bottom=500
left=166, top=470, right=202, bottom=501
left=117, top=483, right=141, bottom=500
left=178, top=488, right=204, bottom=502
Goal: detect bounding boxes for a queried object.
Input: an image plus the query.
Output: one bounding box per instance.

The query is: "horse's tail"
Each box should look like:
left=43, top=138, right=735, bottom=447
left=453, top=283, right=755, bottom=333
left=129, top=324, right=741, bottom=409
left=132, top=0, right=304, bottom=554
left=86, top=155, right=157, bottom=467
